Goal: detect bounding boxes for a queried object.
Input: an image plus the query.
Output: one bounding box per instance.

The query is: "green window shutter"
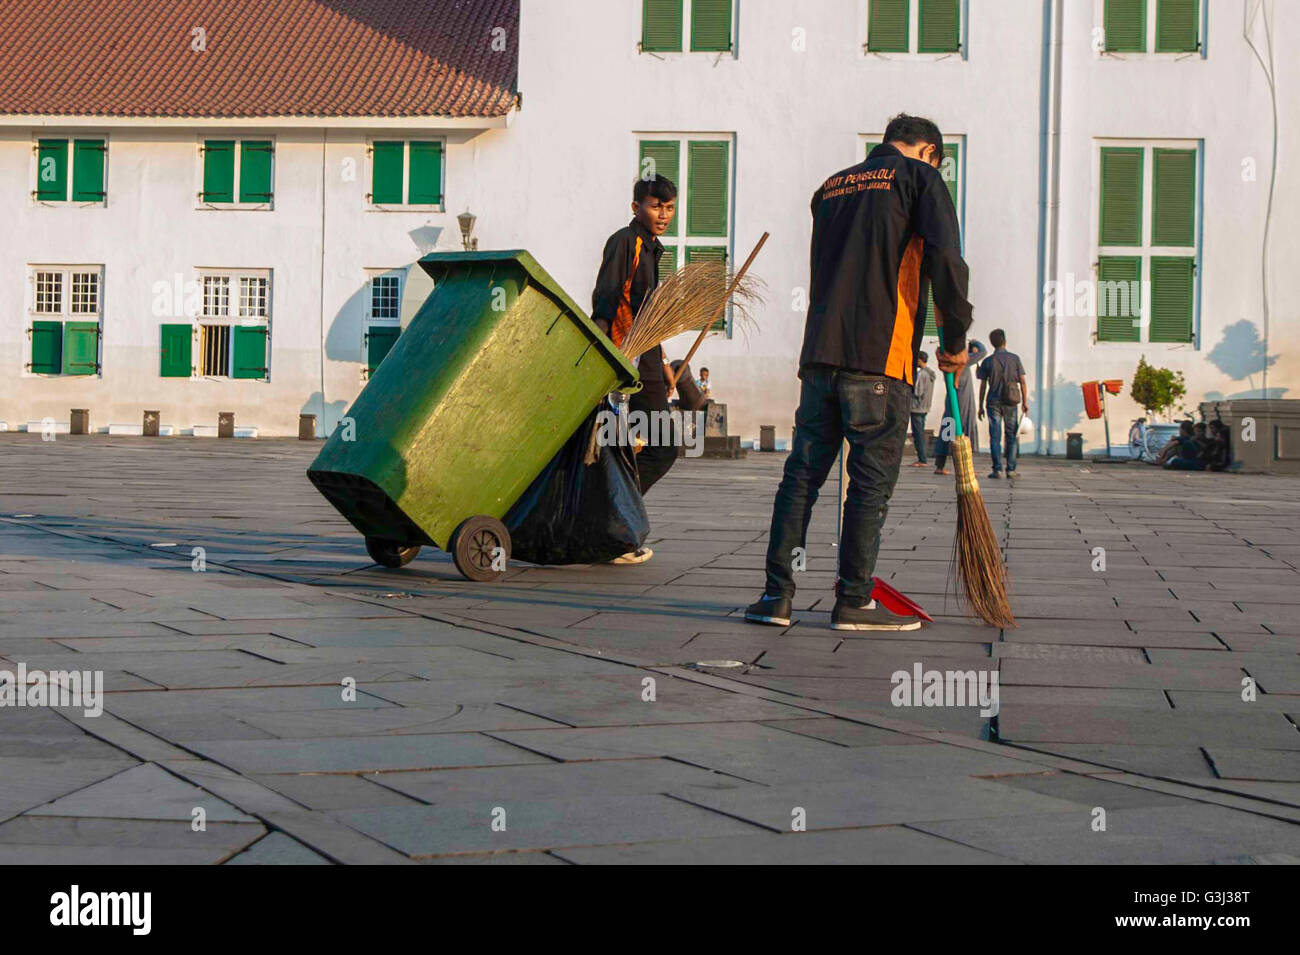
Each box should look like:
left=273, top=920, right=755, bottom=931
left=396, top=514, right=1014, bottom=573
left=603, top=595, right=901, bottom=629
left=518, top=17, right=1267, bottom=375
left=940, top=142, right=960, bottom=210
left=924, top=143, right=961, bottom=336
left=1099, top=147, right=1143, bottom=246
left=1096, top=256, right=1142, bottom=342
left=638, top=140, right=681, bottom=236
left=72, top=140, right=106, bottom=201
left=408, top=142, right=443, bottom=205
left=231, top=325, right=269, bottom=379
left=62, top=322, right=99, bottom=375
left=202, top=140, right=235, bottom=203
left=1104, top=0, right=1146, bottom=52
left=30, top=320, right=63, bottom=373
left=160, top=323, right=193, bottom=377
left=1151, top=148, right=1195, bottom=247
left=868, top=0, right=909, bottom=52
left=918, top=0, right=960, bottom=52
left=1156, top=0, right=1198, bottom=52
left=1149, top=257, right=1194, bottom=343
left=642, top=0, right=683, bottom=52
left=659, top=245, right=678, bottom=276
left=685, top=247, right=728, bottom=331
left=371, top=141, right=404, bottom=204
left=239, top=141, right=274, bottom=202
left=691, top=0, right=732, bottom=52
left=366, top=326, right=401, bottom=374
left=686, top=141, right=728, bottom=237
left=36, top=139, right=68, bottom=201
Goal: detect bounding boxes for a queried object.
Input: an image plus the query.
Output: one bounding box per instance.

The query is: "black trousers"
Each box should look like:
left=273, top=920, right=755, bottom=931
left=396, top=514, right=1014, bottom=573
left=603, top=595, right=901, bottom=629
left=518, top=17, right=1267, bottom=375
left=764, top=367, right=910, bottom=604
left=629, top=381, right=677, bottom=495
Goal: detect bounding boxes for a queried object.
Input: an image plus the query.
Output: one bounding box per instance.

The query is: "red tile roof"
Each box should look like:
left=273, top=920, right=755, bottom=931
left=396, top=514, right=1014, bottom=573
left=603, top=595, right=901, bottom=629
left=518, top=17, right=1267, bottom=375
left=0, top=0, right=518, bottom=118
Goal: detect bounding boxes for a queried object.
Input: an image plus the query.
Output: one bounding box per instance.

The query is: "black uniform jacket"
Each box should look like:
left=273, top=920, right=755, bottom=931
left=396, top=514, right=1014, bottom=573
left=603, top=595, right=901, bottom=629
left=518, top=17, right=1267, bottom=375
left=800, top=143, right=973, bottom=384
left=591, top=218, right=666, bottom=392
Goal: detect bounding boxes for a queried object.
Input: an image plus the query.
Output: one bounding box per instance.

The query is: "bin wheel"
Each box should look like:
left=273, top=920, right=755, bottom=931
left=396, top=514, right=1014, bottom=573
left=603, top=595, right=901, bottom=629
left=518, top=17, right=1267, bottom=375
left=365, top=537, right=421, bottom=569
left=450, top=516, right=511, bottom=582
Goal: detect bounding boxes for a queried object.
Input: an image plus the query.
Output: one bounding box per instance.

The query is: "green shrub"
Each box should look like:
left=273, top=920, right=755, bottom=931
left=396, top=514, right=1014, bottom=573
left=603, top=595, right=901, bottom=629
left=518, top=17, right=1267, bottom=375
left=1130, top=356, right=1187, bottom=420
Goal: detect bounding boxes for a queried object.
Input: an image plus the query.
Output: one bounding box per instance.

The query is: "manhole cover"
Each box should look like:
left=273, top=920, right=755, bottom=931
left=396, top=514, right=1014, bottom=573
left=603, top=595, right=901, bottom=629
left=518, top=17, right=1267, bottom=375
left=693, top=660, right=745, bottom=669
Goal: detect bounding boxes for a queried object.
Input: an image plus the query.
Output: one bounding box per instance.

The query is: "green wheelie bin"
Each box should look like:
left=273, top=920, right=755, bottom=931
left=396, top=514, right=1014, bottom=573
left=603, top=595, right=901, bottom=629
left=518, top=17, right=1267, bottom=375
left=307, top=250, right=641, bottom=581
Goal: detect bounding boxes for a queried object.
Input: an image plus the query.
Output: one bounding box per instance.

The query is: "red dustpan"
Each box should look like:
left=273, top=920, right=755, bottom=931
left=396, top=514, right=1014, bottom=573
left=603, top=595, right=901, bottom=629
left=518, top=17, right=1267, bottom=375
left=871, top=577, right=934, bottom=622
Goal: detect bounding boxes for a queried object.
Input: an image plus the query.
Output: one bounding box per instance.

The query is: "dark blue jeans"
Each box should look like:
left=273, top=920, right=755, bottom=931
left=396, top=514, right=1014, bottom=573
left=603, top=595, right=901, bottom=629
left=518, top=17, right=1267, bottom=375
left=987, top=402, right=1021, bottom=473
left=910, top=412, right=929, bottom=463
left=764, top=367, right=910, bottom=604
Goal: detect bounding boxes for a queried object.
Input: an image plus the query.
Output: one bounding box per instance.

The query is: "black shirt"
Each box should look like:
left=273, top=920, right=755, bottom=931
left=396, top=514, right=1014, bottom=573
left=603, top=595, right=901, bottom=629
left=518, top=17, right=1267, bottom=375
left=800, top=143, right=973, bottom=383
left=592, top=218, right=666, bottom=388
left=976, top=349, right=1026, bottom=403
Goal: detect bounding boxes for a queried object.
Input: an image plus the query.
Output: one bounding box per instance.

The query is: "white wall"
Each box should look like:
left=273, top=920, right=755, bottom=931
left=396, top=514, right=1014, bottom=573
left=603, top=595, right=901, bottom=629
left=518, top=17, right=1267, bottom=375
left=514, top=0, right=1045, bottom=446
left=2, top=0, right=1292, bottom=449
left=1045, top=0, right=1298, bottom=451
left=0, top=125, right=512, bottom=435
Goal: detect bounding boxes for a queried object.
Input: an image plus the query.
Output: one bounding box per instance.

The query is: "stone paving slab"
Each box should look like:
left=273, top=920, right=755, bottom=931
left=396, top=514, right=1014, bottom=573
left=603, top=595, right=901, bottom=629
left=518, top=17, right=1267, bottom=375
left=26, top=763, right=256, bottom=822
left=188, top=732, right=554, bottom=775
left=2, top=436, right=1299, bottom=863
left=226, top=832, right=333, bottom=865
left=910, top=803, right=1300, bottom=865
left=551, top=826, right=1019, bottom=865
left=336, top=792, right=767, bottom=857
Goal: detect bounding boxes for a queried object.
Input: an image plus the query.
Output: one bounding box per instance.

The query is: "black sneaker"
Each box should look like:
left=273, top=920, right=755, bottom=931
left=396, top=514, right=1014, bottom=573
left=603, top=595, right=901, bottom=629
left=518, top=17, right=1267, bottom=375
left=831, top=598, right=922, bottom=631
left=744, top=594, right=792, bottom=627
left=988, top=470, right=1002, bottom=479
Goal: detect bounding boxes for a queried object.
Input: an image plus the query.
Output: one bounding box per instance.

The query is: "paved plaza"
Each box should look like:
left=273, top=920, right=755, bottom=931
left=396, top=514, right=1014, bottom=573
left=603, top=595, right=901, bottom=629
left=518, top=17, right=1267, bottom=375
left=1, top=434, right=1298, bottom=864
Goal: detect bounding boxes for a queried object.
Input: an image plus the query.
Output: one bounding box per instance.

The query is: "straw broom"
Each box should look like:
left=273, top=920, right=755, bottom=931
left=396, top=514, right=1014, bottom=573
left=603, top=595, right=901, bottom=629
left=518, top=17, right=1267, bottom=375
left=583, top=235, right=768, bottom=465
left=621, top=232, right=769, bottom=369
left=937, top=327, right=1016, bottom=628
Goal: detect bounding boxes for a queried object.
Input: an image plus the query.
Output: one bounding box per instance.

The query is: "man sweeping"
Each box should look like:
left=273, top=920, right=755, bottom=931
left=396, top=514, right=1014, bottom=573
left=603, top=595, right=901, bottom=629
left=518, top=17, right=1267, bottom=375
left=745, top=114, right=973, bottom=631
left=591, top=173, right=679, bottom=565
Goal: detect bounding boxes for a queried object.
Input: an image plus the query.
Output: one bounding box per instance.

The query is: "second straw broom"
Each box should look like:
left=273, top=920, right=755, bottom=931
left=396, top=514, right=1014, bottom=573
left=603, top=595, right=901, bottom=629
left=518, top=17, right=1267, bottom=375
left=937, top=329, right=1016, bottom=628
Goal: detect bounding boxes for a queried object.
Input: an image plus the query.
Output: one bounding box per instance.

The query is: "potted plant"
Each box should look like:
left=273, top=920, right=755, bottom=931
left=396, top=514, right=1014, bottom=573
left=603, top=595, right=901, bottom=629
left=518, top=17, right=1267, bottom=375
left=1130, top=356, right=1187, bottom=422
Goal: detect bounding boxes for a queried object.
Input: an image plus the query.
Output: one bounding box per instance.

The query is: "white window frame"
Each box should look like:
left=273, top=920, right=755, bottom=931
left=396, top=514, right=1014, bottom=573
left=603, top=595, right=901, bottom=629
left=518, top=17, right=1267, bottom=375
left=194, top=136, right=276, bottom=211
left=860, top=0, right=968, bottom=61
left=1090, top=138, right=1202, bottom=347
left=191, top=268, right=273, bottom=379
left=636, top=0, right=738, bottom=59
left=365, top=138, right=446, bottom=212
left=634, top=131, right=736, bottom=335
left=362, top=268, right=405, bottom=380
left=29, top=133, right=110, bottom=207
left=365, top=269, right=404, bottom=326
left=24, top=264, right=104, bottom=377
left=1093, top=0, right=1207, bottom=60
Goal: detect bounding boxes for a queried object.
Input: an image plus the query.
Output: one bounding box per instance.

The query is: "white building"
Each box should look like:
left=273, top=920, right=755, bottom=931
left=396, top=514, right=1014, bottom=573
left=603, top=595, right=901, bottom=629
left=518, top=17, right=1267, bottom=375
left=1, top=0, right=1295, bottom=452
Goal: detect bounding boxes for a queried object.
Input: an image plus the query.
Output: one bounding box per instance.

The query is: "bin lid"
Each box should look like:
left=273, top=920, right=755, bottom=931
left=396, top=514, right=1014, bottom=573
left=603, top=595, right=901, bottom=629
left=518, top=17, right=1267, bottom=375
left=417, top=250, right=640, bottom=387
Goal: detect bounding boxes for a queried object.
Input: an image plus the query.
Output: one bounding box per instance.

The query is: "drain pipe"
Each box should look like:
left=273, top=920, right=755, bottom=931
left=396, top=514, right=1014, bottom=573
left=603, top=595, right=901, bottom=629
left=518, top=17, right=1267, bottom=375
left=1244, top=1, right=1277, bottom=398
left=1034, top=0, right=1064, bottom=454
left=318, top=129, right=328, bottom=430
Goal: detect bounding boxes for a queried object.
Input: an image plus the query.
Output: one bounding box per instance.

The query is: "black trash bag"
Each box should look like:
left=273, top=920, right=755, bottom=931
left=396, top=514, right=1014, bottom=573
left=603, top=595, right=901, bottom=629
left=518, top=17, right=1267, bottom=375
left=505, top=404, right=649, bottom=565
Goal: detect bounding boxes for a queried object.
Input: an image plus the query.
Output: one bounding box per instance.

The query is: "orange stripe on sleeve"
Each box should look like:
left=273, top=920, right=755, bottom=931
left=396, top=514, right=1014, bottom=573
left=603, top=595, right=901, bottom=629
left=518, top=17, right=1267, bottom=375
left=886, top=236, right=923, bottom=384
